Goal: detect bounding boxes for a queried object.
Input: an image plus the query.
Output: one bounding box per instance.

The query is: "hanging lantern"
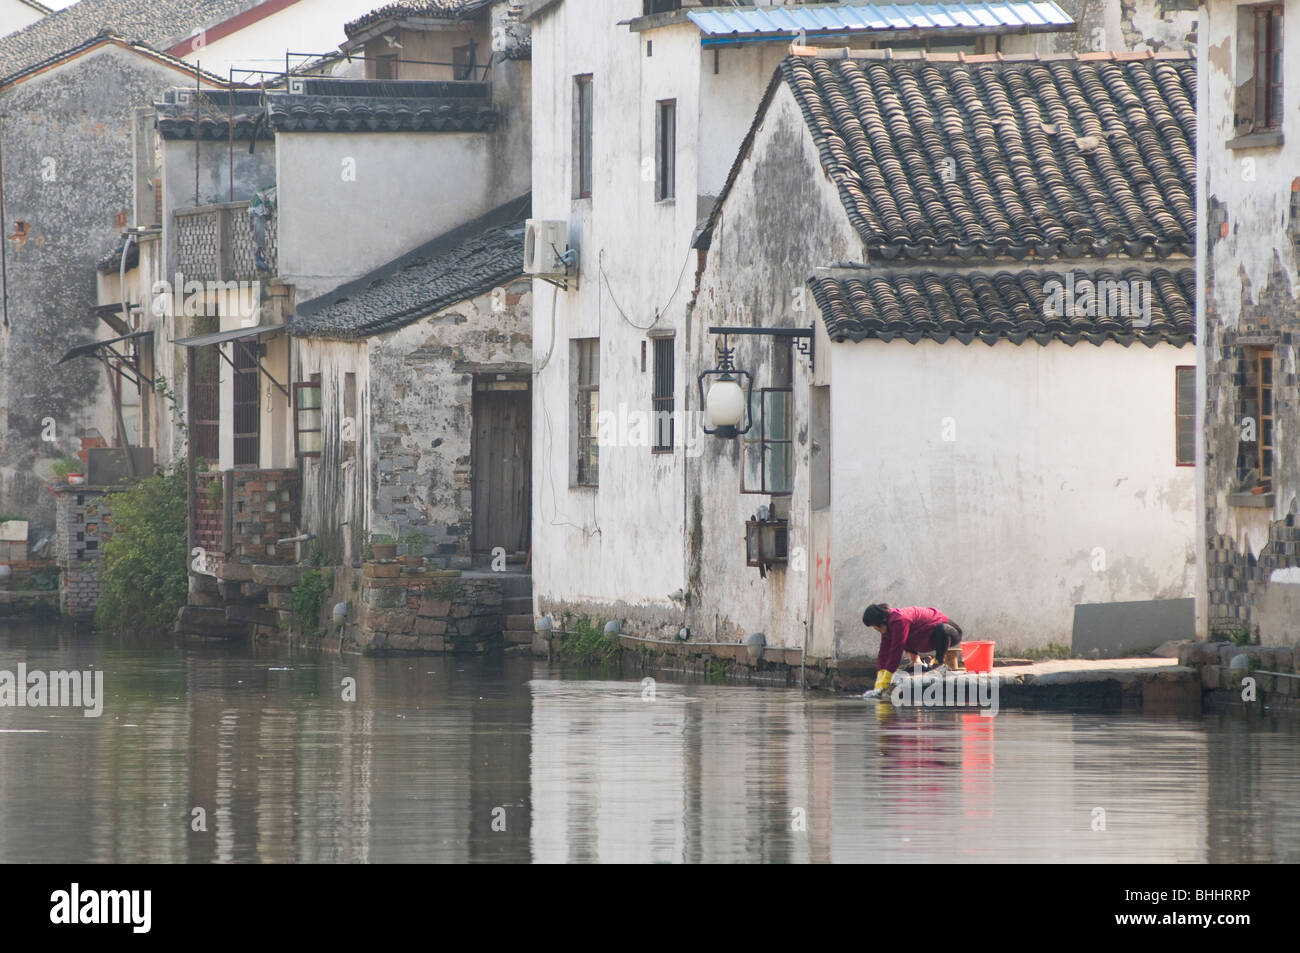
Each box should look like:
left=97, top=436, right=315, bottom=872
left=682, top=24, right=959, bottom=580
left=697, top=334, right=753, bottom=439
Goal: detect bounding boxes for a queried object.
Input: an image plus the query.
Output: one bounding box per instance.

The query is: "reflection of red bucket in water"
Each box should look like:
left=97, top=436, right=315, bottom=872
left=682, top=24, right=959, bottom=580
left=961, top=641, right=996, bottom=673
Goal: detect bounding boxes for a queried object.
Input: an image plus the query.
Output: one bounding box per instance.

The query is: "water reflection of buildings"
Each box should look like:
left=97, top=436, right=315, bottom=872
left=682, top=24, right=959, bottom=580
left=530, top=681, right=830, bottom=862
left=2, top=622, right=1297, bottom=863
left=528, top=682, right=1265, bottom=863
left=182, top=655, right=533, bottom=863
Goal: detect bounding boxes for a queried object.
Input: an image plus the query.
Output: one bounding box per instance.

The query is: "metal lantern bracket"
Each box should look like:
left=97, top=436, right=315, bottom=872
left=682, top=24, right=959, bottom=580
left=707, top=325, right=815, bottom=372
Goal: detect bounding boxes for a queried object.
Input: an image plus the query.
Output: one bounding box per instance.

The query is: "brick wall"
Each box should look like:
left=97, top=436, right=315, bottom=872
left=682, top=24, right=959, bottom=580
left=228, top=469, right=300, bottom=565
left=53, top=486, right=112, bottom=616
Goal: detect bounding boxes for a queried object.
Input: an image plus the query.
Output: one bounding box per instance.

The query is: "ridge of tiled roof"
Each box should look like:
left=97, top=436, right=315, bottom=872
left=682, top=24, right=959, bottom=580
left=779, top=50, right=1195, bottom=263
left=0, top=28, right=227, bottom=87
left=266, top=92, right=497, bottom=132
left=344, top=0, right=493, bottom=38
left=809, top=264, right=1195, bottom=347
left=0, top=0, right=258, bottom=82
left=292, top=194, right=530, bottom=340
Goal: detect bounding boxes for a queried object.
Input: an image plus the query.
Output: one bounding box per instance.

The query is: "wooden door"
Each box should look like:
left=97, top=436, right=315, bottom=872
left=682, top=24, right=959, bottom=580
left=471, top=386, right=530, bottom=553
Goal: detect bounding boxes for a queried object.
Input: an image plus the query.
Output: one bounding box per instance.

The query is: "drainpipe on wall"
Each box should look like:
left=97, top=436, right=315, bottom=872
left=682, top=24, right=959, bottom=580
left=1193, top=0, right=1209, bottom=641
left=0, top=108, right=8, bottom=330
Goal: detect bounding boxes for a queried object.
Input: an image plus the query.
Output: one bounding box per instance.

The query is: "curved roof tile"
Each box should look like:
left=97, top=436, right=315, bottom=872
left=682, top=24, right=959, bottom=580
left=809, top=266, right=1195, bottom=346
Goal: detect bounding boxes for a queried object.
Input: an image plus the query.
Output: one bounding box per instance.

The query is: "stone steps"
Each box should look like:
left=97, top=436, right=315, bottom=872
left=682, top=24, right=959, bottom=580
left=176, top=604, right=248, bottom=639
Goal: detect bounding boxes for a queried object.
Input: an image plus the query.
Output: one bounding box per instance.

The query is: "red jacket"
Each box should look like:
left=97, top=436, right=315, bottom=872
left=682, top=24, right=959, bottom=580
left=876, top=606, right=951, bottom=673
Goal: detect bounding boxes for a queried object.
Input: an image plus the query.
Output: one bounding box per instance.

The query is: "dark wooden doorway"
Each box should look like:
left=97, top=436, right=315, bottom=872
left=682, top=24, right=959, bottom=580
left=471, top=381, right=530, bottom=554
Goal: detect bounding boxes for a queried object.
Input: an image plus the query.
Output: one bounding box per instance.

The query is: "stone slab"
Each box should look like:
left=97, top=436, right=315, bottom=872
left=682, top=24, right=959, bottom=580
left=1071, top=598, right=1195, bottom=658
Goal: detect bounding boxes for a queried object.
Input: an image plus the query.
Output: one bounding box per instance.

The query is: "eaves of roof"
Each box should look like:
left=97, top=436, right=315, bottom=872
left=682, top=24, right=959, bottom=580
left=809, top=263, right=1195, bottom=347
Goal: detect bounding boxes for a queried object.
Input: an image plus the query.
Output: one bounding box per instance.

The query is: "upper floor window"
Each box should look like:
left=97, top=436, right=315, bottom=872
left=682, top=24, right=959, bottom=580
left=1254, top=5, right=1284, bottom=129
left=1236, top=5, right=1284, bottom=134
left=574, top=75, right=593, bottom=199
left=643, top=0, right=681, bottom=14
left=656, top=99, right=676, bottom=201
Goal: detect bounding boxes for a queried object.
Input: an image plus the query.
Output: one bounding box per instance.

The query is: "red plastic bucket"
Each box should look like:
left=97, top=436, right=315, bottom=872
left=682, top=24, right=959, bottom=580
left=961, top=641, right=996, bottom=674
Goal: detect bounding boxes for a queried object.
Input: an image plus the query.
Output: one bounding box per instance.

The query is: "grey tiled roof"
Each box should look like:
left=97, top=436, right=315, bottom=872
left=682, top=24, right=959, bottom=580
left=292, top=195, right=529, bottom=340
left=0, top=0, right=257, bottom=81
left=267, top=92, right=497, bottom=132
left=781, top=51, right=1196, bottom=263
left=344, top=0, right=493, bottom=37
left=809, top=266, right=1195, bottom=346
left=156, top=88, right=270, bottom=140
left=96, top=235, right=140, bottom=274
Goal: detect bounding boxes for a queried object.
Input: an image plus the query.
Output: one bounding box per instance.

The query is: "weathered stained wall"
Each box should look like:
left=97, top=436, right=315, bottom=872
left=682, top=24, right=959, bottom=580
left=686, top=82, right=860, bottom=653
left=293, top=336, right=370, bottom=565
left=160, top=133, right=277, bottom=237
left=1200, top=0, right=1300, bottom=645
left=296, top=280, right=531, bottom=564
left=1045, top=0, right=1197, bottom=53
left=0, top=45, right=220, bottom=533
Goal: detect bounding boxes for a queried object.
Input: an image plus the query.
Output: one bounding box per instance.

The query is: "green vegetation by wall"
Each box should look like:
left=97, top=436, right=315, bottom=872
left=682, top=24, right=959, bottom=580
left=95, top=465, right=188, bottom=636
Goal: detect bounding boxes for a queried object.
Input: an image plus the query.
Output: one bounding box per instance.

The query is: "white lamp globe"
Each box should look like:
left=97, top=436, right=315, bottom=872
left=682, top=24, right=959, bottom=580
left=706, top=376, right=746, bottom=429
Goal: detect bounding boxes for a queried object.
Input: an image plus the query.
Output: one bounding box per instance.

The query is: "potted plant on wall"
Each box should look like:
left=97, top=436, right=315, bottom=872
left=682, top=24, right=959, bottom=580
left=52, top=456, right=85, bottom=485
left=401, top=530, right=425, bottom=568
left=370, top=533, right=397, bottom=561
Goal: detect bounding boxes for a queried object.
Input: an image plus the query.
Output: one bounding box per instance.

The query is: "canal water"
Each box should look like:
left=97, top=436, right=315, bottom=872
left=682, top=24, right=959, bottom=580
left=1, top=621, right=1297, bottom=863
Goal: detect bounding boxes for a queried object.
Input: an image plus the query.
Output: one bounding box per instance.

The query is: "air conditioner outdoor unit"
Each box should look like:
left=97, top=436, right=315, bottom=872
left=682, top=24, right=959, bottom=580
left=523, top=219, right=575, bottom=281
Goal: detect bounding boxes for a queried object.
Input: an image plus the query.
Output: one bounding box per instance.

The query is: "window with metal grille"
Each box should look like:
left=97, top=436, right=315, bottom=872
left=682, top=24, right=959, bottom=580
left=655, top=100, right=676, bottom=201
left=1258, top=349, right=1274, bottom=484
left=1175, top=366, right=1195, bottom=467
left=574, top=75, right=593, bottom=198
left=232, top=340, right=260, bottom=467
left=652, top=336, right=674, bottom=452
left=1254, top=5, right=1284, bottom=130
left=643, top=0, right=681, bottom=15
left=189, top=316, right=220, bottom=462
left=742, top=340, right=793, bottom=495
left=575, top=338, right=599, bottom=485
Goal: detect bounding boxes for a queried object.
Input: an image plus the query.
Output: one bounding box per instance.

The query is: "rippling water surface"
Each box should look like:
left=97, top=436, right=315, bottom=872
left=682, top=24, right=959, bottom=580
left=1, top=621, right=1296, bottom=863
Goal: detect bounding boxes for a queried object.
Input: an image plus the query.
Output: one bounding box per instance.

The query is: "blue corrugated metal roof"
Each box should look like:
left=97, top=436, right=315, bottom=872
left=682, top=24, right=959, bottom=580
left=687, top=2, right=1073, bottom=41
